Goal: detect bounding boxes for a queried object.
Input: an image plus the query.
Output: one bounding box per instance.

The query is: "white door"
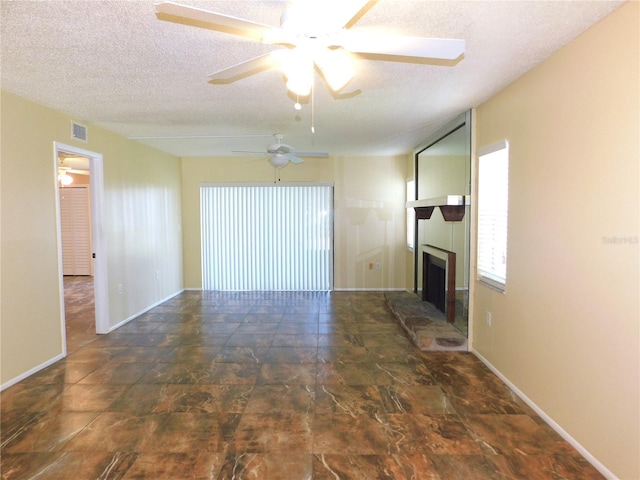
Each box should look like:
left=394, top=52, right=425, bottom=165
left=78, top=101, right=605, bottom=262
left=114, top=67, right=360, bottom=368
left=60, top=186, right=92, bottom=275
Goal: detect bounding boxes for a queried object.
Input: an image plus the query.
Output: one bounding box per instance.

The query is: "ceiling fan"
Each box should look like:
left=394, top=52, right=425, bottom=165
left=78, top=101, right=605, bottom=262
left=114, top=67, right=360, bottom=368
left=155, top=1, right=465, bottom=96
left=235, top=134, right=329, bottom=168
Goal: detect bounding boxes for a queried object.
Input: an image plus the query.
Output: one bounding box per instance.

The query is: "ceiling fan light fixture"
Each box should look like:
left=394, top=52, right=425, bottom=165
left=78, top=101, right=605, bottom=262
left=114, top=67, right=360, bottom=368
left=269, top=153, right=290, bottom=169
left=58, top=168, right=74, bottom=186
left=315, top=47, right=354, bottom=92
left=280, top=48, right=314, bottom=96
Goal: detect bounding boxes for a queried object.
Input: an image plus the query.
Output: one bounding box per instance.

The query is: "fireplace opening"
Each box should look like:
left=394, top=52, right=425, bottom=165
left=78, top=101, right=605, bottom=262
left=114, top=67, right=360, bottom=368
left=422, top=245, right=456, bottom=324
left=426, top=255, right=446, bottom=312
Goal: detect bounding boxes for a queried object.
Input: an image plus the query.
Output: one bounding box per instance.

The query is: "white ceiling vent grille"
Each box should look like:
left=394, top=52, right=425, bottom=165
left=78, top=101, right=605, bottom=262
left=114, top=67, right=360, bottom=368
left=71, top=121, right=88, bottom=142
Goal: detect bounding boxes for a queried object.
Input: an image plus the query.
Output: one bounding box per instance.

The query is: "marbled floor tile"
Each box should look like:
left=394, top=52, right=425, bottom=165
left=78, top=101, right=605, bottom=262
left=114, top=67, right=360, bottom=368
left=440, top=382, right=526, bottom=415
left=360, top=332, right=413, bottom=348
left=65, top=345, right=118, bottom=364
left=140, top=412, right=242, bottom=453
left=420, top=351, right=499, bottom=387
left=312, top=413, right=397, bottom=455
left=234, top=322, right=280, bottom=334
left=200, top=322, right=241, bottom=335
left=1, top=451, right=138, bottom=480
left=0, top=383, right=65, bottom=413
left=151, top=384, right=254, bottom=414
left=76, top=361, right=153, bottom=384
left=312, top=454, right=442, bottom=480
left=356, top=323, right=403, bottom=334
left=93, top=332, right=171, bottom=348
left=62, top=412, right=167, bottom=452
left=225, top=333, right=274, bottom=348
left=427, top=454, right=508, bottom=480
left=121, top=452, right=227, bottom=479
left=317, top=346, right=371, bottom=364
left=213, top=347, right=270, bottom=364
left=378, top=384, right=455, bottom=415
left=202, top=313, right=247, bottom=323
left=488, top=454, right=605, bottom=479
left=1, top=412, right=46, bottom=450
left=272, top=333, right=319, bottom=347
left=240, top=384, right=315, bottom=415
left=257, top=363, right=317, bottom=385
left=110, top=346, right=178, bottom=363
left=318, top=332, right=364, bottom=348
left=462, top=414, right=580, bottom=457
left=242, top=312, right=285, bottom=323
left=368, top=347, right=422, bottom=364
left=263, top=347, right=318, bottom=364
left=371, top=362, right=436, bottom=386
left=385, top=414, right=483, bottom=455
left=281, top=312, right=319, bottom=323
left=277, top=322, right=319, bottom=335
left=108, top=384, right=168, bottom=414
left=60, top=383, right=129, bottom=411
left=316, top=362, right=376, bottom=385
left=233, top=412, right=313, bottom=453
left=217, top=452, right=313, bottom=480
left=315, top=384, right=385, bottom=416
left=139, top=362, right=259, bottom=385
left=166, top=345, right=222, bottom=363
left=112, top=322, right=160, bottom=334
left=2, top=411, right=97, bottom=452
left=318, top=322, right=358, bottom=335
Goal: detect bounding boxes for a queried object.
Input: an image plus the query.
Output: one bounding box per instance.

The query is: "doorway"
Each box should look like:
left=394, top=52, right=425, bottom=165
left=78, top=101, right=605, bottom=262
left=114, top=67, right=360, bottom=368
left=54, top=143, right=109, bottom=351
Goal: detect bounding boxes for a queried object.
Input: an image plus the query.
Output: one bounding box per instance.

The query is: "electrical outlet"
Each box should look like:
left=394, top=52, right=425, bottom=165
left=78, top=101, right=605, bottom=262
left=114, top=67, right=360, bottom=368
left=375, top=263, right=381, bottom=270
left=156, top=271, right=160, bottom=280
left=486, top=311, right=492, bottom=326
left=118, top=283, right=123, bottom=295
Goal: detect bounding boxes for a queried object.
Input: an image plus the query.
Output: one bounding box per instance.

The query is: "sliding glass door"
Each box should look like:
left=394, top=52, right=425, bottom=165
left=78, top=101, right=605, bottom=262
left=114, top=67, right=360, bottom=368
left=200, top=183, right=333, bottom=291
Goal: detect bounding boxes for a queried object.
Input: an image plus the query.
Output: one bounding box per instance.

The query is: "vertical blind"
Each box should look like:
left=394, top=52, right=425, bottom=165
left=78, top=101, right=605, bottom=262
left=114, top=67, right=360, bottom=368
left=201, top=183, right=333, bottom=291
left=477, top=140, right=509, bottom=291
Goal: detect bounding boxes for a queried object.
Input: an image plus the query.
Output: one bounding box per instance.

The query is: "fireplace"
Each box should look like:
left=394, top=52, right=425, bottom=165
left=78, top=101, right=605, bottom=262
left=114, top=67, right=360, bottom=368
left=422, top=245, right=456, bottom=324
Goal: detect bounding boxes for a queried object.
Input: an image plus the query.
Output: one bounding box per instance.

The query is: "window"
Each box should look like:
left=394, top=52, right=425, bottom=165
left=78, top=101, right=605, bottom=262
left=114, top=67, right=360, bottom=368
left=406, top=179, right=415, bottom=250
left=477, top=140, right=509, bottom=291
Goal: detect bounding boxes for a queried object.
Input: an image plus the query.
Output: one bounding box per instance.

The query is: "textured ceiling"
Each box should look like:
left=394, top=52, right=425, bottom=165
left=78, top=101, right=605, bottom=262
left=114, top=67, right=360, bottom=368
left=1, top=0, right=624, bottom=158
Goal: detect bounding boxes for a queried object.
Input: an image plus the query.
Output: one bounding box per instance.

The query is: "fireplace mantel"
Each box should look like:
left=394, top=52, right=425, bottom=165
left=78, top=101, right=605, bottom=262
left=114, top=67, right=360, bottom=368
left=406, top=195, right=470, bottom=222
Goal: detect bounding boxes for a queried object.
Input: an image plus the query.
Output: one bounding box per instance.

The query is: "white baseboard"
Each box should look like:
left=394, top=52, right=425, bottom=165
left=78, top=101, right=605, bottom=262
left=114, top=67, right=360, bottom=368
left=332, top=288, right=406, bottom=292
left=109, top=288, right=185, bottom=332
left=471, top=349, right=618, bottom=480
left=1, top=352, right=66, bottom=392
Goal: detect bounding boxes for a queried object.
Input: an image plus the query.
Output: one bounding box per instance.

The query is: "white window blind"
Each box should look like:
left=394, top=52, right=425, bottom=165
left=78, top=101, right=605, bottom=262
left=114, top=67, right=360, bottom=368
left=477, top=140, right=509, bottom=291
left=201, top=184, right=333, bottom=291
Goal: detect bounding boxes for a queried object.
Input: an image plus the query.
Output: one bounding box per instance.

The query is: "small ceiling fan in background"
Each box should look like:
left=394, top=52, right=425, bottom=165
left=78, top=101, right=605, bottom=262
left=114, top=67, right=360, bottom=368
left=235, top=134, right=328, bottom=169
left=155, top=1, right=465, bottom=97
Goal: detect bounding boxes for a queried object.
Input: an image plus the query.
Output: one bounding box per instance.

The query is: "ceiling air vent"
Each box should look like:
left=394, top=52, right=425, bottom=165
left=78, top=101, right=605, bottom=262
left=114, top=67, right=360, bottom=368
left=71, top=121, right=88, bottom=142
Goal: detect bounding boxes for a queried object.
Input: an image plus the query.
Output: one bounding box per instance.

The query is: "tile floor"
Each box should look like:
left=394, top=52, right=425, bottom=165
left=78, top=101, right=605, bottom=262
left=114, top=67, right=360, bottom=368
left=1, top=277, right=603, bottom=479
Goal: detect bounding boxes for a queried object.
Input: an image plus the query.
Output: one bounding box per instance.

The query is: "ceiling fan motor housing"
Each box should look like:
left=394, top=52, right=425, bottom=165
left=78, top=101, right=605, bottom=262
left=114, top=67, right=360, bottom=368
left=267, top=143, right=293, bottom=155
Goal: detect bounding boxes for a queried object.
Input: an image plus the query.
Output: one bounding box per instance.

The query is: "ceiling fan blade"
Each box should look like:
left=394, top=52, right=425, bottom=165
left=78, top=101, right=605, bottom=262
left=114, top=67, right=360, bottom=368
left=208, top=53, right=278, bottom=84
left=288, top=155, right=304, bottom=164
left=293, top=151, right=329, bottom=158
left=334, top=0, right=377, bottom=29
left=232, top=150, right=266, bottom=156
left=155, top=2, right=275, bottom=40
left=337, top=31, right=465, bottom=60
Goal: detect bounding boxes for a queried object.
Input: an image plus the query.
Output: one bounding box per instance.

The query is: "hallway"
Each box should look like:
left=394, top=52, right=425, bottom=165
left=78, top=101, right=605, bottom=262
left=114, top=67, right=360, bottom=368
left=1, top=283, right=603, bottom=479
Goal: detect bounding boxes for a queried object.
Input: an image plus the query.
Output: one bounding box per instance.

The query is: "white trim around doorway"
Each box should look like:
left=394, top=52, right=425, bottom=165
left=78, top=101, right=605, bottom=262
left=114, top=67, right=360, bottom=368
left=54, top=142, right=110, bottom=340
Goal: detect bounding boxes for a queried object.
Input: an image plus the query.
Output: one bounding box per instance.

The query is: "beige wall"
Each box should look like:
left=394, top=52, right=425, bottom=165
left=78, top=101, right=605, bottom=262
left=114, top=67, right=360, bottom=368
left=181, top=154, right=407, bottom=291
left=472, top=3, right=639, bottom=479
left=1, top=91, right=184, bottom=386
